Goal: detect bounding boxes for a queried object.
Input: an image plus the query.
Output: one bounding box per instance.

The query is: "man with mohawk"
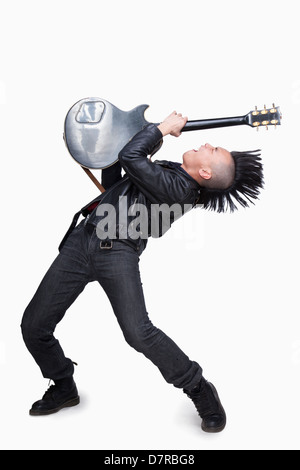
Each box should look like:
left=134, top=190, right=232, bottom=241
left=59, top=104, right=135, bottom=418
left=22, top=111, right=264, bottom=433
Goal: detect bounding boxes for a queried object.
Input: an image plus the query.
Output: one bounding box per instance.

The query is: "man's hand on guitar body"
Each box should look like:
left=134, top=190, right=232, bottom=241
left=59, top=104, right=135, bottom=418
left=158, top=111, right=188, bottom=137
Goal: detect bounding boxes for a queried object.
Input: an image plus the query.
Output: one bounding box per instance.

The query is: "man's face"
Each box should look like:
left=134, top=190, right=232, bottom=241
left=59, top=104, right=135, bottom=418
left=181, top=143, right=234, bottom=188
left=183, top=143, right=232, bottom=168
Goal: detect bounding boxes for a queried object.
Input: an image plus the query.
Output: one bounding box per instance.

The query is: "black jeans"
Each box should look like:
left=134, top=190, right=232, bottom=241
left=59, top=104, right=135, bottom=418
left=21, top=221, right=202, bottom=390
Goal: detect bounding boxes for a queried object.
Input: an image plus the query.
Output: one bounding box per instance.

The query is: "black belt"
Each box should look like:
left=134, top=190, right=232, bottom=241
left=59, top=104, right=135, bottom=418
left=59, top=211, right=143, bottom=253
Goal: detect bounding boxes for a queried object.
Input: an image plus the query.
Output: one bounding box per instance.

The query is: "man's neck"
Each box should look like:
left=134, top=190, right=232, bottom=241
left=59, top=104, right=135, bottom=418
left=181, top=163, right=201, bottom=185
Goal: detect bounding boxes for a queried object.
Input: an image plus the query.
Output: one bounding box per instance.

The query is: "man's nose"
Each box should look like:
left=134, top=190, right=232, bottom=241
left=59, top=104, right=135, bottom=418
left=205, top=143, right=215, bottom=150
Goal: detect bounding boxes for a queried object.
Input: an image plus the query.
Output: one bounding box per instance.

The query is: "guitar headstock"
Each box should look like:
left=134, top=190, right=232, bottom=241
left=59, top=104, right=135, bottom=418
left=246, top=104, right=282, bottom=130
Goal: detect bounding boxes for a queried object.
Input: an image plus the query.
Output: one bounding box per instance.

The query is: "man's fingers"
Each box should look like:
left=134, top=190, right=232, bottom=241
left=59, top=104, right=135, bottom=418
left=159, top=111, right=188, bottom=137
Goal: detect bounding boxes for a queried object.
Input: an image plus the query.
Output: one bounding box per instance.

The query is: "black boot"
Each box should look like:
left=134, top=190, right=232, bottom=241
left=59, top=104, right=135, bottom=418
left=184, top=378, right=226, bottom=433
left=29, top=377, right=80, bottom=416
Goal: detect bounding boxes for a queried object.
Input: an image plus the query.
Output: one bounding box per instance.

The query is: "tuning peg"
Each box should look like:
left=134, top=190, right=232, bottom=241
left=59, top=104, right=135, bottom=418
left=261, top=104, right=268, bottom=115
left=270, top=103, right=277, bottom=113
left=252, top=105, right=259, bottom=116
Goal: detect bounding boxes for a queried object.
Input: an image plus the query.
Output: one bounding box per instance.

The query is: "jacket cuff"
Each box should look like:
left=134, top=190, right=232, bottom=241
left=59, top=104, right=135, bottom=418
left=119, top=123, right=164, bottom=162
left=145, top=124, right=164, bottom=156
left=148, top=123, right=164, bottom=140
left=142, top=123, right=164, bottom=149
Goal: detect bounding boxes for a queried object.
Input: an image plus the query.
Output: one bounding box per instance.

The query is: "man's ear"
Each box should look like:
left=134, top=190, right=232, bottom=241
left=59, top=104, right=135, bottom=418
left=199, top=168, right=212, bottom=180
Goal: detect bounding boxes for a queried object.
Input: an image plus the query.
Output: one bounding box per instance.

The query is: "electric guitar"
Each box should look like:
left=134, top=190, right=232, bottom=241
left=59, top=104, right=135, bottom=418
left=64, top=98, right=282, bottom=170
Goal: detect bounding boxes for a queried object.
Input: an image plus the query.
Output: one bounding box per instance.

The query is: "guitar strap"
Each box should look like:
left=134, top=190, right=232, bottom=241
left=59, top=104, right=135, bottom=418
left=58, top=168, right=105, bottom=252
left=81, top=166, right=106, bottom=193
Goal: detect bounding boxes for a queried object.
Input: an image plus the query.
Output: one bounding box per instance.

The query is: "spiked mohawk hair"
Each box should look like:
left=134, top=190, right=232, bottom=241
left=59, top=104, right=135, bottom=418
left=198, top=150, right=264, bottom=213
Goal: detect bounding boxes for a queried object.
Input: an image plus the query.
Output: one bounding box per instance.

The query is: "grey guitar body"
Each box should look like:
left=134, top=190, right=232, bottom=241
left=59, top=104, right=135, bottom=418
left=64, top=97, right=150, bottom=169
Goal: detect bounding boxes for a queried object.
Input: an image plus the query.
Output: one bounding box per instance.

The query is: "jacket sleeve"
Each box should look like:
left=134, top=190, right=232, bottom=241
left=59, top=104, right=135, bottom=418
left=101, top=161, right=122, bottom=190
left=118, top=124, right=192, bottom=204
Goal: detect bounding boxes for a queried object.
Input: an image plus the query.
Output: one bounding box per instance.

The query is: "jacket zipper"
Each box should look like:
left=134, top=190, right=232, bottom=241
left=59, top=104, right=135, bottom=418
left=84, top=213, right=90, bottom=226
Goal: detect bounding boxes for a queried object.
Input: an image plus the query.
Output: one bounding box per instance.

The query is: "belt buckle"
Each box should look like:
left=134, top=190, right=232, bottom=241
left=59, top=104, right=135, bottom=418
left=100, top=240, right=113, bottom=250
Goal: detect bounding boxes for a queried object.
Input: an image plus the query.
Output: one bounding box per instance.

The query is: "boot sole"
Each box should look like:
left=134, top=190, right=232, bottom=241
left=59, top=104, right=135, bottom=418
left=201, top=420, right=226, bottom=433
left=29, top=396, right=80, bottom=416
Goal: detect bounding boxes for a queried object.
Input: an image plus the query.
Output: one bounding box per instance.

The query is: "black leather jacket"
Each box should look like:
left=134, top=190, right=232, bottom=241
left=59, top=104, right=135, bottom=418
left=59, top=124, right=201, bottom=252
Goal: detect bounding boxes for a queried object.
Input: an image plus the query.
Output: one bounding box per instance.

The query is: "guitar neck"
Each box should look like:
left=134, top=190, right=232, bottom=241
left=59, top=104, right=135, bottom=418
left=181, top=115, right=248, bottom=132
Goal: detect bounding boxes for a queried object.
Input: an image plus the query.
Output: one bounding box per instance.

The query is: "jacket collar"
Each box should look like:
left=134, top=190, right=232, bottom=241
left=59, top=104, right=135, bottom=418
left=154, top=159, right=201, bottom=190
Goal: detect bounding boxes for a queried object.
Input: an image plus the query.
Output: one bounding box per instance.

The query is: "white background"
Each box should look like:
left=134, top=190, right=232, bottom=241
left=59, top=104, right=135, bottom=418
left=1, top=0, right=299, bottom=450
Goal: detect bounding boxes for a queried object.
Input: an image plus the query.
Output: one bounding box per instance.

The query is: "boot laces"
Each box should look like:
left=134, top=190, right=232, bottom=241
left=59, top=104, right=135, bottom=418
left=43, top=384, right=56, bottom=400
left=185, top=380, right=220, bottom=418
